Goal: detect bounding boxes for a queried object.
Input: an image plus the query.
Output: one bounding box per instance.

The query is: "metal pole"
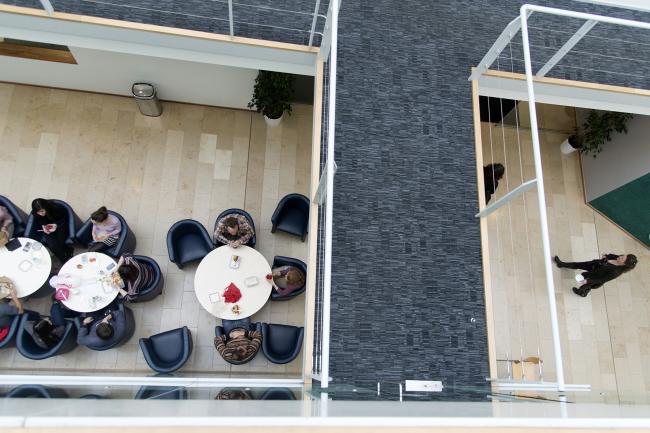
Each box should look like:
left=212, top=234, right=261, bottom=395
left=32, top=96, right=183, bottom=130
left=38, top=0, right=54, bottom=15
left=308, top=0, right=322, bottom=46
left=228, top=0, right=234, bottom=37
left=320, top=0, right=339, bottom=390
left=519, top=5, right=566, bottom=393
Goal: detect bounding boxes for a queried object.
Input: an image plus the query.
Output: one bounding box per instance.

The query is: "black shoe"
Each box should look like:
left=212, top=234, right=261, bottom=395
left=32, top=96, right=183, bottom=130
left=554, top=256, right=565, bottom=268
left=572, top=287, right=587, bottom=297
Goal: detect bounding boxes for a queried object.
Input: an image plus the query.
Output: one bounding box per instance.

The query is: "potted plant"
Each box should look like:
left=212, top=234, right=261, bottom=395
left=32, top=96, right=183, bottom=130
left=248, top=70, right=294, bottom=127
left=560, top=110, right=633, bottom=157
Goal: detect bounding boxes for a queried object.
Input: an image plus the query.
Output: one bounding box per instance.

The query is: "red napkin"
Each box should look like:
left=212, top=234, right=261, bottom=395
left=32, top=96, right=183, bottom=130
left=0, top=326, right=9, bottom=342
left=223, top=283, right=242, bottom=303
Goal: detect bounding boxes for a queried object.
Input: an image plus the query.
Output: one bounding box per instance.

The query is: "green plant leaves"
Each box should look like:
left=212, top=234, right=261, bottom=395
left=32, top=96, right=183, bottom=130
left=580, top=110, right=633, bottom=157
left=247, top=70, right=295, bottom=119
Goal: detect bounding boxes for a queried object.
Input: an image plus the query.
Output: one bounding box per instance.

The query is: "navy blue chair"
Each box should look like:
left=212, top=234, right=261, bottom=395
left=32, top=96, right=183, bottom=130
left=139, top=326, right=193, bottom=373
left=213, top=208, right=257, bottom=248
left=270, top=256, right=307, bottom=301
left=0, top=313, right=22, bottom=349
left=261, top=323, right=304, bottom=365
left=24, top=199, right=83, bottom=246
left=128, top=255, right=164, bottom=302
left=271, top=194, right=309, bottom=241
left=0, top=195, right=28, bottom=237
left=74, top=304, right=135, bottom=351
left=135, top=386, right=187, bottom=400
left=259, top=388, right=296, bottom=400
left=75, top=210, right=136, bottom=258
left=166, top=219, right=214, bottom=269
left=6, top=385, right=68, bottom=398
left=215, top=320, right=262, bottom=365
left=16, top=311, right=78, bottom=360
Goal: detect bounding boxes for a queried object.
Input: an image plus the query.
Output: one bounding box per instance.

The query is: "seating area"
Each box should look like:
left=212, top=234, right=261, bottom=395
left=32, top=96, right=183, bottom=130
left=0, top=83, right=313, bottom=377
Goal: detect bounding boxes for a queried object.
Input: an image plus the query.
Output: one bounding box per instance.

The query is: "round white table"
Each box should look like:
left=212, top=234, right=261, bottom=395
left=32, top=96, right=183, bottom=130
left=57, top=252, right=119, bottom=313
left=0, top=237, right=52, bottom=298
left=194, top=245, right=273, bottom=320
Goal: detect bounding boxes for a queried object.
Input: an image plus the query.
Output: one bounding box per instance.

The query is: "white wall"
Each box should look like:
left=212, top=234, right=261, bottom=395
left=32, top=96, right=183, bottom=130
left=0, top=46, right=257, bottom=109
left=581, top=113, right=650, bottom=201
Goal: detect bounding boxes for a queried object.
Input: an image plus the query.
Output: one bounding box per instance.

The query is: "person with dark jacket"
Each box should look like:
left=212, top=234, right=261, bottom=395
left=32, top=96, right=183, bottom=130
left=30, top=198, right=72, bottom=263
left=484, top=163, right=505, bottom=204
left=77, top=308, right=126, bottom=348
left=554, top=253, right=638, bottom=297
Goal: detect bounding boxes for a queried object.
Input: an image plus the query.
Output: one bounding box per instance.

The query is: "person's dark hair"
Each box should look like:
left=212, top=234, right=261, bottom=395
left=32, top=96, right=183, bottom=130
left=96, top=322, right=114, bottom=340
left=224, top=217, right=239, bottom=229
left=623, top=254, right=638, bottom=272
left=215, top=388, right=252, bottom=400
left=33, top=317, right=59, bottom=348
left=31, top=198, right=55, bottom=216
left=91, top=206, right=109, bottom=223
left=118, top=263, right=138, bottom=282
left=489, top=163, right=505, bottom=181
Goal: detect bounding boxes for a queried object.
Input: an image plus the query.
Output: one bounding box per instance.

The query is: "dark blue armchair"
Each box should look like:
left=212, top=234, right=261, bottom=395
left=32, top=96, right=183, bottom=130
left=0, top=313, right=23, bottom=349
left=166, top=219, right=214, bottom=269
left=139, top=326, right=193, bottom=373
left=213, top=208, right=257, bottom=248
left=74, top=303, right=135, bottom=351
left=0, top=195, right=28, bottom=237
left=16, top=311, right=78, bottom=360
left=128, top=255, right=164, bottom=302
left=271, top=194, right=309, bottom=241
left=135, top=385, right=187, bottom=400
left=259, top=388, right=296, bottom=400
left=214, top=320, right=262, bottom=365
left=261, top=323, right=304, bottom=365
left=6, top=385, right=68, bottom=398
left=75, top=210, right=136, bottom=258
left=270, top=256, right=307, bottom=301
left=24, top=199, right=83, bottom=246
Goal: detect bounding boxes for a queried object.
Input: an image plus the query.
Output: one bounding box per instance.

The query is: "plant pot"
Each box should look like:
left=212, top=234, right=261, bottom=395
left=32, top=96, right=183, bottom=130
left=560, top=135, right=581, bottom=155
left=264, top=113, right=283, bottom=127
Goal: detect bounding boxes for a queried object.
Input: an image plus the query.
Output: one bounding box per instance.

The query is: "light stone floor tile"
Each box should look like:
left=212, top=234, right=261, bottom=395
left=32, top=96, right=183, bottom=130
left=0, top=84, right=312, bottom=379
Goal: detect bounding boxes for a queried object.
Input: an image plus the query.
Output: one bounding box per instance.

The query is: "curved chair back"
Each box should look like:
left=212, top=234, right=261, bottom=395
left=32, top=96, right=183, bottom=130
left=259, top=388, right=296, bottom=400
left=261, top=323, right=304, bottom=365
left=75, top=210, right=136, bottom=257
left=74, top=304, right=135, bottom=351
left=16, top=312, right=78, bottom=360
left=139, top=326, right=193, bottom=373
left=128, top=255, right=164, bottom=302
left=0, top=195, right=28, bottom=237
left=270, top=256, right=307, bottom=301
left=0, top=314, right=22, bottom=349
left=271, top=194, right=309, bottom=241
left=213, top=208, right=257, bottom=247
left=6, top=385, right=68, bottom=398
left=214, top=321, right=262, bottom=365
left=166, top=219, right=214, bottom=269
left=24, top=199, right=82, bottom=246
left=135, top=386, right=188, bottom=400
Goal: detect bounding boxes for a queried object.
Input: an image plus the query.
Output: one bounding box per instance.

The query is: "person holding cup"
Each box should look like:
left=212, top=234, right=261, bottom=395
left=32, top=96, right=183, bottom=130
left=31, top=198, right=72, bottom=263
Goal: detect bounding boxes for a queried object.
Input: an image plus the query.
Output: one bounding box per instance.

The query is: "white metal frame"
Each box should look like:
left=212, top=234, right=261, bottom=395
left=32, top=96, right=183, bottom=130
left=471, top=3, right=650, bottom=394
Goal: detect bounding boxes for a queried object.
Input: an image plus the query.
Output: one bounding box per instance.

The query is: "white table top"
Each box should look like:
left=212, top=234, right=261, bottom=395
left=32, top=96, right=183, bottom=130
left=58, top=252, right=119, bottom=313
left=0, top=237, right=52, bottom=298
left=194, top=245, right=273, bottom=320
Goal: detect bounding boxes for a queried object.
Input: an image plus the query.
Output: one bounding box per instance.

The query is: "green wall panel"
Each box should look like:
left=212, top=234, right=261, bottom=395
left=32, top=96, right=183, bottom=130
left=589, top=172, right=650, bottom=249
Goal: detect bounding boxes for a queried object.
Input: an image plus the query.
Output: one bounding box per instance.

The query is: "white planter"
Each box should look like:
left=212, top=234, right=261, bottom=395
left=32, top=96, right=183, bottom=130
left=560, top=138, right=578, bottom=155
left=264, top=113, right=283, bottom=127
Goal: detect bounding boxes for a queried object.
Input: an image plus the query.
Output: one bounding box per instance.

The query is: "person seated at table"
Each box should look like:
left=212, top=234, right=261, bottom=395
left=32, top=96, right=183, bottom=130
left=215, top=388, right=252, bottom=400
left=23, top=312, right=65, bottom=350
left=0, top=205, right=14, bottom=244
left=214, top=326, right=262, bottom=363
left=214, top=214, right=254, bottom=248
left=270, top=265, right=306, bottom=297
left=114, top=254, right=155, bottom=302
left=31, top=198, right=72, bottom=263
left=89, top=206, right=122, bottom=253
left=0, top=277, right=24, bottom=340
left=77, top=307, right=125, bottom=347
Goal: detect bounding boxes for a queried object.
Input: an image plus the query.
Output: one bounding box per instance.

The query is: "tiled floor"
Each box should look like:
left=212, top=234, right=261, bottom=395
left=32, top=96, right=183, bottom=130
left=483, top=103, right=650, bottom=403
left=0, top=83, right=313, bottom=377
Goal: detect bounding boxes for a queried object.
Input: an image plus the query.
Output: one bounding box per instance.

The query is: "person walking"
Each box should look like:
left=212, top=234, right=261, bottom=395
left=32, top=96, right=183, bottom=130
left=554, top=253, right=638, bottom=297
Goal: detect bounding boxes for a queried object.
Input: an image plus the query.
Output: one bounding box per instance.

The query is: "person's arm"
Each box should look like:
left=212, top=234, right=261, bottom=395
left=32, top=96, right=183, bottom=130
left=106, top=216, right=122, bottom=237
left=214, top=335, right=227, bottom=355
left=214, top=219, right=230, bottom=245
left=605, top=254, right=619, bottom=260
left=9, top=288, right=24, bottom=314
left=237, top=215, right=254, bottom=245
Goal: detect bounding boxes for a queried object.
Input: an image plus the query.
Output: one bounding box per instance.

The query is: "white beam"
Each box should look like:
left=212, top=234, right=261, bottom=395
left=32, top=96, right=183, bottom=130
left=228, top=0, right=234, bottom=37
left=475, top=179, right=537, bottom=218
left=308, top=0, right=322, bottom=47
left=38, top=0, right=54, bottom=15
left=318, top=1, right=334, bottom=61
left=536, top=20, right=597, bottom=77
